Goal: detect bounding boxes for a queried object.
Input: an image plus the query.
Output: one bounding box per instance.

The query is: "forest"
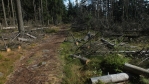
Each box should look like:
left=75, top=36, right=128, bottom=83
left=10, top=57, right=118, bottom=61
left=1, top=0, right=149, bottom=84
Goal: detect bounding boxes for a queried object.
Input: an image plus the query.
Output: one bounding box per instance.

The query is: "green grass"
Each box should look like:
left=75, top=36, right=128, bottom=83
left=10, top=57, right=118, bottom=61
left=60, top=31, right=130, bottom=83
left=0, top=53, right=21, bottom=84
left=60, top=41, right=104, bottom=84
left=60, top=42, right=86, bottom=84
left=140, top=76, right=149, bottom=84
left=60, top=30, right=149, bottom=84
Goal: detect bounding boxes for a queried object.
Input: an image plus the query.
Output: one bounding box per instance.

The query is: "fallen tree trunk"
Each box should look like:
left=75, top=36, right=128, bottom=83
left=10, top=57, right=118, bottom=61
left=31, top=28, right=44, bottom=31
left=96, top=51, right=149, bottom=54
left=2, top=26, right=29, bottom=29
left=69, top=32, right=78, bottom=46
left=31, top=27, right=49, bottom=31
left=91, top=73, right=129, bottom=84
left=18, top=37, right=30, bottom=42
left=26, top=33, right=37, bottom=39
left=124, top=63, right=149, bottom=76
left=2, top=26, right=16, bottom=29
left=70, top=55, right=90, bottom=64
left=100, top=38, right=114, bottom=49
left=96, top=51, right=136, bottom=53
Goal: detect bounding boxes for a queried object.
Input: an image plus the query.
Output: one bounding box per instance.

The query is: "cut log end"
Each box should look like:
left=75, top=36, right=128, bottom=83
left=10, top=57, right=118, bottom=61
left=86, top=59, right=90, bottom=64
left=75, top=42, right=79, bottom=46
left=18, top=45, right=21, bottom=49
left=7, top=48, right=11, bottom=52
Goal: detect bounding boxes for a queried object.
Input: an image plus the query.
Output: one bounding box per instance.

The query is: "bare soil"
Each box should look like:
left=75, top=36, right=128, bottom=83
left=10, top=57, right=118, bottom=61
left=6, top=25, right=68, bottom=84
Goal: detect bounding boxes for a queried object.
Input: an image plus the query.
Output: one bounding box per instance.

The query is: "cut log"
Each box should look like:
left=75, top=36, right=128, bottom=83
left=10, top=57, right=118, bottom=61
left=18, top=37, right=30, bottom=42
left=26, top=33, right=37, bottom=39
left=96, top=51, right=149, bottom=54
left=2, top=26, right=16, bottom=29
left=18, top=45, right=21, bottom=49
left=124, top=63, right=149, bottom=76
left=91, top=73, right=129, bottom=84
left=31, top=27, right=48, bottom=31
left=71, top=55, right=90, bottom=64
left=101, top=38, right=114, bottom=49
left=6, top=48, right=11, bottom=52
left=2, top=26, right=29, bottom=29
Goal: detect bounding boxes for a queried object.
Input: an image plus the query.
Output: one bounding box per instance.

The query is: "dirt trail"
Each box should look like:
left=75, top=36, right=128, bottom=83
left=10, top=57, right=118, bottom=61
left=6, top=26, right=68, bottom=84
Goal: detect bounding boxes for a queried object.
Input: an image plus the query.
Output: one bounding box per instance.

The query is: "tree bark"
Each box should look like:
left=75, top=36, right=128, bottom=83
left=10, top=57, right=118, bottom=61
left=2, top=0, right=8, bottom=27
left=40, top=0, right=43, bottom=25
left=71, top=55, right=90, bottom=64
left=124, top=63, right=149, bottom=76
left=26, top=33, right=37, bottom=39
left=11, top=0, right=15, bottom=26
left=33, top=0, right=37, bottom=22
left=91, top=73, right=129, bottom=84
left=15, top=0, right=24, bottom=35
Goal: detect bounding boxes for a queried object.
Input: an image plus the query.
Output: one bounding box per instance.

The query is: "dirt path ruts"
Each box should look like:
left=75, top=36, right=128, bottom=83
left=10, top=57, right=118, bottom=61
left=6, top=26, right=68, bottom=84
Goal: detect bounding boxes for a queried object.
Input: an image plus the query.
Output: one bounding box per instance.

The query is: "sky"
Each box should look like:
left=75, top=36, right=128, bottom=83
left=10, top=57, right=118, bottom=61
left=64, top=0, right=81, bottom=6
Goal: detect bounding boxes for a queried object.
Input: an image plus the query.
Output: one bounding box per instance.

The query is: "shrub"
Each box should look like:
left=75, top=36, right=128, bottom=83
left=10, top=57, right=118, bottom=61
left=102, top=54, right=129, bottom=73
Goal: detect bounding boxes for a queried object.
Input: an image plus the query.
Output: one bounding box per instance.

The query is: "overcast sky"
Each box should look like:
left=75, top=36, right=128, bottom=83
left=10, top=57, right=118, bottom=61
left=64, top=0, right=81, bottom=6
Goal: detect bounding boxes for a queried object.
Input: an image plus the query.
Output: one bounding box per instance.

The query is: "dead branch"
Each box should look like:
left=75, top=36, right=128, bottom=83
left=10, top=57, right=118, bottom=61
left=138, top=57, right=149, bottom=65
left=100, top=38, right=114, bottom=49
left=11, top=33, right=20, bottom=42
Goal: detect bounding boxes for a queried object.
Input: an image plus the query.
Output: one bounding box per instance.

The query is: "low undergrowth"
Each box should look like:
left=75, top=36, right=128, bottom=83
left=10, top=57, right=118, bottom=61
left=60, top=31, right=130, bottom=84
left=60, top=42, right=84, bottom=84
left=0, top=52, right=21, bottom=84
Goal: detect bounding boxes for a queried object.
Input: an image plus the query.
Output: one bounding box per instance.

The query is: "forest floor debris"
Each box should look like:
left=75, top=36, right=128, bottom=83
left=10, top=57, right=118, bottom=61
left=0, top=25, right=69, bottom=84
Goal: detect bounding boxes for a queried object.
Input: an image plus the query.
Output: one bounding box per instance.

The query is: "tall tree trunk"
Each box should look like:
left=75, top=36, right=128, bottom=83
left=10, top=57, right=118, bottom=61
left=107, top=0, right=109, bottom=19
left=41, top=0, right=43, bottom=25
left=15, top=0, right=24, bottom=34
left=33, top=0, right=37, bottom=23
left=46, top=0, right=49, bottom=25
left=11, top=0, right=15, bottom=26
left=39, top=7, right=41, bottom=25
left=2, top=0, right=8, bottom=27
left=38, top=0, right=42, bottom=25
left=7, top=0, right=11, bottom=18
